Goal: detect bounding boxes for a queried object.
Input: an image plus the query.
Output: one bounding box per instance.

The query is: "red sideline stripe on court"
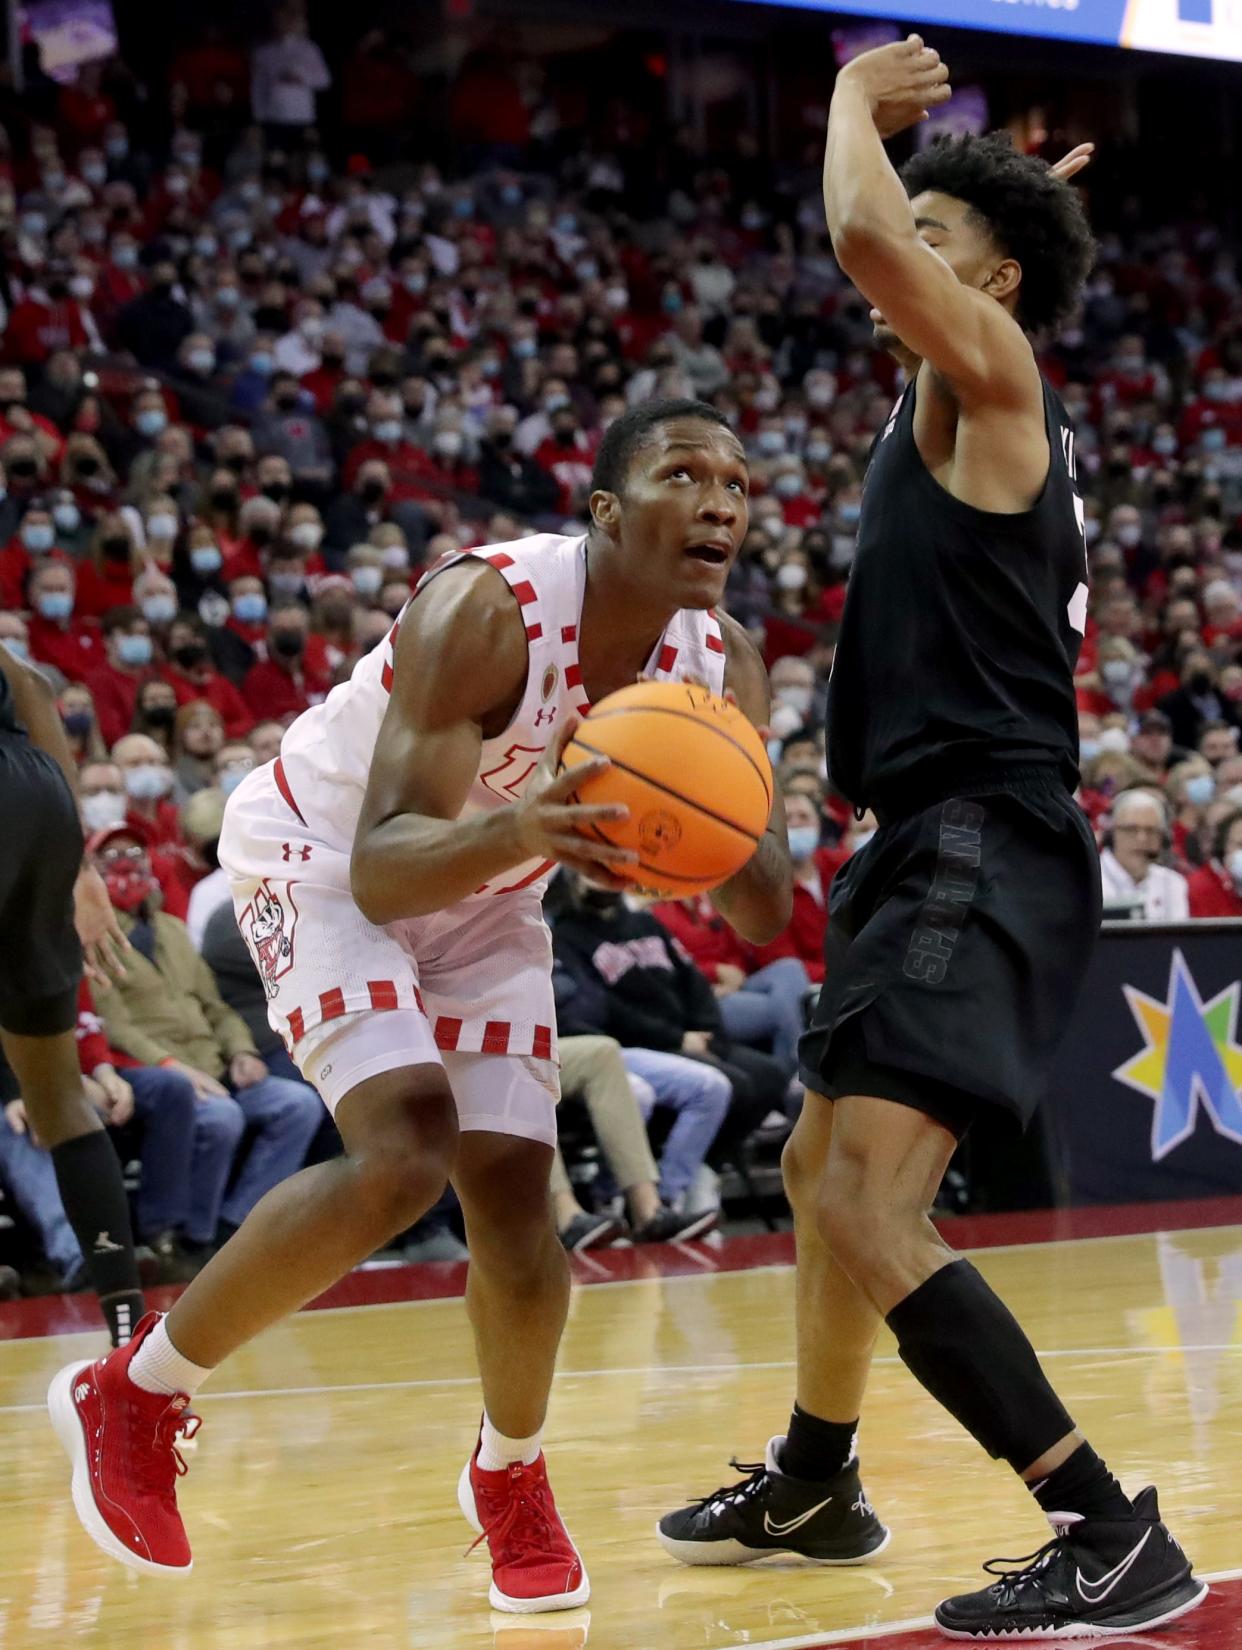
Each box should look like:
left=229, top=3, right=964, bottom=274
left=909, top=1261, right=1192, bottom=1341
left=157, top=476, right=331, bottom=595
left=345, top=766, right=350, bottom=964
left=3, top=1195, right=1241, bottom=1342
left=785, top=1576, right=1240, bottom=1650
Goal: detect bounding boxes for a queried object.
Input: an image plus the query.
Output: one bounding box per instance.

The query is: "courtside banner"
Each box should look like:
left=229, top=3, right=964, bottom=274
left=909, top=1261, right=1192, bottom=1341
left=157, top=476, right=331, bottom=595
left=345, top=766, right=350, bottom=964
left=1044, top=921, right=1242, bottom=1204
left=721, top=0, right=1242, bottom=63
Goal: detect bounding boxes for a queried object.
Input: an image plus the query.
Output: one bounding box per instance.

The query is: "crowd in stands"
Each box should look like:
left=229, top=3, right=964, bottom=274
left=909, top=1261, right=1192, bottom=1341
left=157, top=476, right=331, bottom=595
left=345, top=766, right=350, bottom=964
left=1, top=7, right=1242, bottom=1289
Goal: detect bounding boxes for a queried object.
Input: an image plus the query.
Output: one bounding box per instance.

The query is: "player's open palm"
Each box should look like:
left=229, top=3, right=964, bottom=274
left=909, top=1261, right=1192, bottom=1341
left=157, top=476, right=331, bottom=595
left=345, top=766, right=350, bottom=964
left=513, top=717, right=638, bottom=890
left=839, top=36, right=952, bottom=138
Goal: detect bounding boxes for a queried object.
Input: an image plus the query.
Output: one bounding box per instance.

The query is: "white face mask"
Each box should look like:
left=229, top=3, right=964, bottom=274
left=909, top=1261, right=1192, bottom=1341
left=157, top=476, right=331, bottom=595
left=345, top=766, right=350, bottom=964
left=81, top=791, right=127, bottom=832
left=776, top=563, right=807, bottom=592
left=123, top=763, right=172, bottom=801
left=776, top=684, right=813, bottom=717
left=1227, top=848, right=1242, bottom=891
left=289, top=522, right=323, bottom=550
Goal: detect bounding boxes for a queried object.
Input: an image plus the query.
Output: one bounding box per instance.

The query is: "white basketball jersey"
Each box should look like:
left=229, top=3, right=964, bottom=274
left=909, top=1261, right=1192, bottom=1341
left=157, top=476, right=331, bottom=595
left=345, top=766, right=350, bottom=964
left=275, top=533, right=728, bottom=915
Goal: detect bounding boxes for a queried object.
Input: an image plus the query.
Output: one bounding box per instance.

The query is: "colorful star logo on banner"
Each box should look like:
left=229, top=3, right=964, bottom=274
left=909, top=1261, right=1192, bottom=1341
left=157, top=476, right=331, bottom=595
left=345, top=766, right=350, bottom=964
left=1113, top=949, right=1242, bottom=1161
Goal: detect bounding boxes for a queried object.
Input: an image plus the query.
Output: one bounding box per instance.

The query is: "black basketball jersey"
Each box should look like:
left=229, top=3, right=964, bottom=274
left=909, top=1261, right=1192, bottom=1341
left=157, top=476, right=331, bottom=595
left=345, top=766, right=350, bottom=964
left=825, top=373, right=1088, bottom=813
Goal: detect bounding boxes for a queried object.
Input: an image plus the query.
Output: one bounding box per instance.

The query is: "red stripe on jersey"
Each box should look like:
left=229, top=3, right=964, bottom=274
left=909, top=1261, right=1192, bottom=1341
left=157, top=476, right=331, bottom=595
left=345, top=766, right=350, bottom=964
left=381, top=659, right=394, bottom=693
left=273, top=758, right=308, bottom=826
left=657, top=643, right=678, bottom=673
left=485, top=552, right=515, bottom=570
left=532, top=1024, right=553, bottom=1061
left=387, top=618, right=400, bottom=647
left=319, top=987, right=346, bottom=1023
left=706, top=634, right=725, bottom=654
left=561, top=624, right=577, bottom=644
left=287, top=1007, right=306, bottom=1044
left=512, top=579, right=537, bottom=606
left=435, top=1016, right=462, bottom=1051
left=576, top=701, right=591, bottom=716
left=482, top=1020, right=512, bottom=1054
left=565, top=663, right=583, bottom=688
left=413, top=986, right=426, bottom=1015
left=367, top=980, right=398, bottom=1012
left=493, top=856, right=557, bottom=896
left=525, top=622, right=543, bottom=641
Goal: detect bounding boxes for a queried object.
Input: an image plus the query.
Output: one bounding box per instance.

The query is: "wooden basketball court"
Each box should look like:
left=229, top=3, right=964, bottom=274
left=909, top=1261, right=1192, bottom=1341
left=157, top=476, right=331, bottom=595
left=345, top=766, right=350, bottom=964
left=1, top=1202, right=1239, bottom=1650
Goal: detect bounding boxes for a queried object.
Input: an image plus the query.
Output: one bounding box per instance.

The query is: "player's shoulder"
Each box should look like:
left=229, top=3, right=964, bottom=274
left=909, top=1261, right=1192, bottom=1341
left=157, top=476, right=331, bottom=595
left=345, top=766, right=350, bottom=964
left=714, top=607, right=766, bottom=675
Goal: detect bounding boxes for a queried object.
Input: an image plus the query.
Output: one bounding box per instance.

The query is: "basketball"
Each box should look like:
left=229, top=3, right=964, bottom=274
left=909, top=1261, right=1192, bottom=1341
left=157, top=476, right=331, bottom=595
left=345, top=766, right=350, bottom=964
left=559, top=680, right=773, bottom=895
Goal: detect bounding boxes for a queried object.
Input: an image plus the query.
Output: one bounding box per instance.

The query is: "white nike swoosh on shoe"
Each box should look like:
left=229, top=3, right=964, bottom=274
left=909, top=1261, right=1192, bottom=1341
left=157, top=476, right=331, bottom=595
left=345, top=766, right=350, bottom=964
left=1076, top=1528, right=1151, bottom=1603
left=763, top=1497, right=832, bottom=1537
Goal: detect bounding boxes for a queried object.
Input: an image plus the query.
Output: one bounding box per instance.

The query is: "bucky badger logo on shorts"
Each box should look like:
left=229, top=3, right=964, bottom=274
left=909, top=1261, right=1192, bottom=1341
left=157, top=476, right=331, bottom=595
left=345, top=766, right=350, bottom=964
left=239, top=879, right=299, bottom=999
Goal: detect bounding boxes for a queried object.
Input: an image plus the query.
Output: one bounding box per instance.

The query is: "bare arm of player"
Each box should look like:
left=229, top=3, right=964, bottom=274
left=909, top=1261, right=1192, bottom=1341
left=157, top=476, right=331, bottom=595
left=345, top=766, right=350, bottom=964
left=0, top=640, right=130, bottom=983
left=351, top=562, right=638, bottom=926
left=823, top=39, right=1036, bottom=410
left=710, top=615, right=794, bottom=945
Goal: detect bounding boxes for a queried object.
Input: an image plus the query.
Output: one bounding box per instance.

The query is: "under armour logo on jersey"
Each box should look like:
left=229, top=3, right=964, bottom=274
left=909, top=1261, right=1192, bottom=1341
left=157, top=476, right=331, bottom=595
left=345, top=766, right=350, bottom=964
left=282, top=842, right=313, bottom=863
left=534, top=706, right=557, bottom=728
left=75, top=1382, right=91, bottom=1404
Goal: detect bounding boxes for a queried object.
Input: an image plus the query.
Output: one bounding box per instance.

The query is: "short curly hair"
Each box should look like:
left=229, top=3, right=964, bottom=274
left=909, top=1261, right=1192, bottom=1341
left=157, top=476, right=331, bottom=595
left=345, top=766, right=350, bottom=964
left=900, top=132, right=1095, bottom=334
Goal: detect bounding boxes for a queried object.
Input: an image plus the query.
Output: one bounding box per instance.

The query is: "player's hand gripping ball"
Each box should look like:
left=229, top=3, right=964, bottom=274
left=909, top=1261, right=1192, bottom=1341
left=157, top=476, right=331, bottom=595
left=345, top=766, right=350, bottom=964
left=558, top=680, right=773, bottom=896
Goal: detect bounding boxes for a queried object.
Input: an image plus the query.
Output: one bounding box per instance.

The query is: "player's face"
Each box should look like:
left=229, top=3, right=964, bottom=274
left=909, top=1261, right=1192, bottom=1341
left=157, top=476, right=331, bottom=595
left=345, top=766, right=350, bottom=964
left=869, top=190, right=1002, bottom=360
left=603, top=419, right=750, bottom=608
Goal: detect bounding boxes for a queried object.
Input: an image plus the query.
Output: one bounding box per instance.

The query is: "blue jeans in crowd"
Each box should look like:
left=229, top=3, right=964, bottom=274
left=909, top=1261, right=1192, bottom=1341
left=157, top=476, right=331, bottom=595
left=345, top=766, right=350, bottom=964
left=0, top=1065, right=245, bottom=1281
left=717, top=957, right=811, bottom=1073
left=619, top=1047, right=731, bottom=1204
left=220, top=1073, right=324, bottom=1230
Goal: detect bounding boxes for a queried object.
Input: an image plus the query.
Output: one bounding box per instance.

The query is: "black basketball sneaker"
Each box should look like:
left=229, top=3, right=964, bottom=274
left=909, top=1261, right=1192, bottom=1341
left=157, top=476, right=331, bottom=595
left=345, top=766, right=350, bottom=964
left=656, top=1436, right=890, bottom=1566
left=936, top=1487, right=1207, bottom=1639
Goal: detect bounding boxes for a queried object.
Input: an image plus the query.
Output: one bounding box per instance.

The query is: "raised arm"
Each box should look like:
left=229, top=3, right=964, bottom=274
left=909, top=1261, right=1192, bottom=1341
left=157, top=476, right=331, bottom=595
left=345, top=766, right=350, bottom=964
left=824, top=37, right=1036, bottom=410
left=350, top=562, right=636, bottom=926
left=709, top=613, right=793, bottom=945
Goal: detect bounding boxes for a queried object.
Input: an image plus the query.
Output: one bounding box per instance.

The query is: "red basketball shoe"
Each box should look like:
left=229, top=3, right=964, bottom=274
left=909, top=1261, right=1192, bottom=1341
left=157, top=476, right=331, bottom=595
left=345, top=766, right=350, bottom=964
left=458, top=1441, right=591, bottom=1613
left=48, top=1311, right=199, bottom=1575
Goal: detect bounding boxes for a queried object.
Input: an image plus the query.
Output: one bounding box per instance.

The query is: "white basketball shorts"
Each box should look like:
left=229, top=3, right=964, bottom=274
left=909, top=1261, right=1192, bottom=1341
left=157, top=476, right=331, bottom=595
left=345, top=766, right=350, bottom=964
left=219, top=762, right=560, bottom=1144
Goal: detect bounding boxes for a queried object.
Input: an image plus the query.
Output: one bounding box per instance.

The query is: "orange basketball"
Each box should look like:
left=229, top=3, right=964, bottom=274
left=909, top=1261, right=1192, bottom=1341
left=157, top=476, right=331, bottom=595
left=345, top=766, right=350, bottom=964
left=559, top=680, right=773, bottom=896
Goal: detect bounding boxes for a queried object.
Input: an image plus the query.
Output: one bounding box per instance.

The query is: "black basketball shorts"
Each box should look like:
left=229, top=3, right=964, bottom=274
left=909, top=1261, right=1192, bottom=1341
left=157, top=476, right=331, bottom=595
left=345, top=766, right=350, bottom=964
left=0, top=736, right=84, bottom=1037
left=798, top=775, right=1102, bottom=1135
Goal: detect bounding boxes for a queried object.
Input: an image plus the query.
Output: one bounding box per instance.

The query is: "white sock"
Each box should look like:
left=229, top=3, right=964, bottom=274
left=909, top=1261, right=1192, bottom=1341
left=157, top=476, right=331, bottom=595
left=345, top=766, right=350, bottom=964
left=476, top=1413, right=542, bottom=1471
left=127, top=1315, right=213, bottom=1398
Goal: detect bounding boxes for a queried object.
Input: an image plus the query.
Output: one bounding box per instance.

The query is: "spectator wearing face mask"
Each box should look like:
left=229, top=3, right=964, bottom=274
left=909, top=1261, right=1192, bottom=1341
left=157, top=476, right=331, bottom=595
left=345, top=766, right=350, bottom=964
left=1077, top=637, right=1145, bottom=718
left=257, top=371, right=335, bottom=494
left=343, top=390, right=430, bottom=497
left=87, top=823, right=322, bottom=1238
left=109, top=732, right=180, bottom=846
left=215, top=575, right=268, bottom=683
left=1167, top=757, right=1218, bottom=869
left=131, top=677, right=180, bottom=757
left=242, top=601, right=328, bottom=720
left=1099, top=789, right=1189, bottom=921
left=27, top=561, right=104, bottom=681
left=116, top=259, right=194, bottom=370
left=228, top=334, right=280, bottom=414
left=5, top=260, right=100, bottom=365
left=85, top=607, right=161, bottom=745
left=1159, top=650, right=1226, bottom=752
left=58, top=681, right=108, bottom=764
left=0, top=500, right=70, bottom=608
left=1187, top=809, right=1242, bottom=918
left=532, top=408, right=593, bottom=517
left=77, top=758, right=188, bottom=915
left=76, top=514, right=143, bottom=620
left=162, top=613, right=252, bottom=736
left=744, top=791, right=849, bottom=986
